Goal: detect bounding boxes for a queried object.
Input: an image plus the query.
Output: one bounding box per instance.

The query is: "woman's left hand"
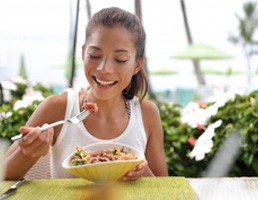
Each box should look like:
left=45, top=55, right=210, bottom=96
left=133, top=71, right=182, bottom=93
left=122, top=160, right=148, bottom=181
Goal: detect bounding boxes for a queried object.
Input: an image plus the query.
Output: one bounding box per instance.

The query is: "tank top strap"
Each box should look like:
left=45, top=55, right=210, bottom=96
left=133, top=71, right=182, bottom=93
left=64, top=88, right=80, bottom=120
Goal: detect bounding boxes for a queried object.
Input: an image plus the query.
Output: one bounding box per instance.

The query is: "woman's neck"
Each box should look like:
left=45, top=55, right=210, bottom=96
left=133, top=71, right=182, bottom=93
left=83, top=89, right=129, bottom=120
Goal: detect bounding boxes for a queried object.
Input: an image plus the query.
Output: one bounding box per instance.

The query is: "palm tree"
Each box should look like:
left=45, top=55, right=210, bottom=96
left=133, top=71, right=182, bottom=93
left=0, top=82, right=3, bottom=105
left=228, top=1, right=258, bottom=87
left=86, top=0, right=91, bottom=20
left=18, top=54, right=28, bottom=80
left=180, top=0, right=205, bottom=86
left=134, top=0, right=156, bottom=100
left=69, top=0, right=80, bottom=87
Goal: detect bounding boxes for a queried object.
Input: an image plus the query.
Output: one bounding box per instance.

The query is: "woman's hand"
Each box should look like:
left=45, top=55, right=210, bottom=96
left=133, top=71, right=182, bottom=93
left=17, top=125, right=54, bottom=158
left=122, top=160, right=149, bottom=181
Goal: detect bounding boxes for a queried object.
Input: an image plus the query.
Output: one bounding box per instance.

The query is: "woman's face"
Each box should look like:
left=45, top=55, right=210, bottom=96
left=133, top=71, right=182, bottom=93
left=82, top=26, right=141, bottom=100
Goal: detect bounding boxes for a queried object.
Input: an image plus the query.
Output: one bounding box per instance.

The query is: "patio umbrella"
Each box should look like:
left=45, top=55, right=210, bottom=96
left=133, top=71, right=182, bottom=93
left=172, top=43, right=234, bottom=60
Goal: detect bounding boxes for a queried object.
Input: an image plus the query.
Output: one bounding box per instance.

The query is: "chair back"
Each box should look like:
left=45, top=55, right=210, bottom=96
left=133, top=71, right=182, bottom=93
left=25, top=153, right=51, bottom=179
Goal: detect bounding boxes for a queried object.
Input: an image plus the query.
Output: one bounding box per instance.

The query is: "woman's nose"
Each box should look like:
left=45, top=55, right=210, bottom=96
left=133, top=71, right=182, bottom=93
left=96, top=59, right=113, bottom=73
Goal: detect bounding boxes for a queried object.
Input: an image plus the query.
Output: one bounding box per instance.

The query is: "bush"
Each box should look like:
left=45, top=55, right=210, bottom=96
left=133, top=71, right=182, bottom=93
left=0, top=77, right=54, bottom=142
left=0, top=100, right=41, bottom=141
left=158, top=89, right=258, bottom=177
left=209, top=90, right=258, bottom=176
left=158, top=102, right=206, bottom=177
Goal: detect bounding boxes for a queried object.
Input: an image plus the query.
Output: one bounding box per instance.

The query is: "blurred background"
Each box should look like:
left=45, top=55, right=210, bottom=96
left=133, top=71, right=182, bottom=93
left=0, top=0, right=257, bottom=105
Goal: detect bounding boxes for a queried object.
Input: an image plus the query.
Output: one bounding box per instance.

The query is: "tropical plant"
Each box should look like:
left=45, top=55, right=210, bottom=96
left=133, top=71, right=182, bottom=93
left=228, top=1, right=258, bottom=86
left=0, top=100, right=41, bottom=141
left=18, top=54, right=28, bottom=80
left=179, top=0, right=205, bottom=86
left=134, top=0, right=156, bottom=100
left=159, top=88, right=258, bottom=177
left=0, top=77, right=54, bottom=142
left=86, top=0, right=92, bottom=20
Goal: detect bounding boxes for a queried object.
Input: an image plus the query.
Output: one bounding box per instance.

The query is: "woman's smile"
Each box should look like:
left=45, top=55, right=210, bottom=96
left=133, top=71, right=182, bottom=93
left=93, top=76, right=118, bottom=87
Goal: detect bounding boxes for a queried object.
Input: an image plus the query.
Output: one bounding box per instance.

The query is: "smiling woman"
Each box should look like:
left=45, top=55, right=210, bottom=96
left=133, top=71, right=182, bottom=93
left=4, top=7, right=168, bottom=181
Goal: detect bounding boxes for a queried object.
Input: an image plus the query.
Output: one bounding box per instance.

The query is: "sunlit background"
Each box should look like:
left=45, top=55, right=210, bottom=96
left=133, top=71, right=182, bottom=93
left=0, top=0, right=257, bottom=104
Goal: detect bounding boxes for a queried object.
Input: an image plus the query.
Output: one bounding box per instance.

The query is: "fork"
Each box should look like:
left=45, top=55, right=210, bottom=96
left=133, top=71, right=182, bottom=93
left=11, top=110, right=91, bottom=142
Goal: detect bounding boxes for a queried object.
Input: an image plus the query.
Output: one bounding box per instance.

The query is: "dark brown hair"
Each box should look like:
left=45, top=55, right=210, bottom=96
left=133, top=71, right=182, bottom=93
left=85, top=7, right=148, bottom=100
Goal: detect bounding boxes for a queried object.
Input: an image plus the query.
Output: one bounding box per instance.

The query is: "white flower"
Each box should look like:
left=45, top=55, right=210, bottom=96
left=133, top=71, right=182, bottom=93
left=181, top=102, right=215, bottom=128
left=13, top=88, right=44, bottom=110
left=1, top=81, right=17, bottom=91
left=11, top=76, right=28, bottom=84
left=1, top=81, right=18, bottom=102
left=207, top=86, right=245, bottom=107
left=188, top=120, right=222, bottom=161
left=0, top=111, right=12, bottom=119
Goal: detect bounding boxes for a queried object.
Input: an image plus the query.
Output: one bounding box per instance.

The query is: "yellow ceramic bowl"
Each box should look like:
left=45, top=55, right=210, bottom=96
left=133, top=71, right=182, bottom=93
left=62, top=142, right=145, bottom=184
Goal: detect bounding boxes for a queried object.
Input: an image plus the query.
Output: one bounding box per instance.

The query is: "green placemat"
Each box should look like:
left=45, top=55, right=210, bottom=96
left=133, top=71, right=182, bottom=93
left=1, top=177, right=199, bottom=200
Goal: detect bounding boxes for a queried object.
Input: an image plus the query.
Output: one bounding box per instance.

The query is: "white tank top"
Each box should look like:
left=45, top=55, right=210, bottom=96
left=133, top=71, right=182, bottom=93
left=51, top=89, right=147, bottom=178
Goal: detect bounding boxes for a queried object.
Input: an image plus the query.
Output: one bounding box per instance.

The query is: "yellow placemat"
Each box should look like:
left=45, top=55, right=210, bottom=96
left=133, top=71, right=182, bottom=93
left=1, top=177, right=199, bottom=200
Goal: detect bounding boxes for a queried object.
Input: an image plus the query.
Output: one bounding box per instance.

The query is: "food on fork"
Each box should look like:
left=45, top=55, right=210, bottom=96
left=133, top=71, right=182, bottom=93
left=83, top=102, right=98, bottom=113
left=70, top=146, right=137, bottom=166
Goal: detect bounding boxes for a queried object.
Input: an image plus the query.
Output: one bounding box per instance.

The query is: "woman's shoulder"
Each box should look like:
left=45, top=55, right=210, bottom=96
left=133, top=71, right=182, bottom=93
left=33, top=93, right=68, bottom=120
left=138, top=98, right=162, bottom=139
left=26, top=93, right=68, bottom=127
left=43, top=92, right=67, bottom=108
left=139, top=98, right=160, bottom=118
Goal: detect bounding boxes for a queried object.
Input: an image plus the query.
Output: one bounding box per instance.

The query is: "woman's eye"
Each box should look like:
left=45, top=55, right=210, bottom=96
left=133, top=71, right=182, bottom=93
left=89, top=54, right=101, bottom=59
left=115, top=59, right=127, bottom=63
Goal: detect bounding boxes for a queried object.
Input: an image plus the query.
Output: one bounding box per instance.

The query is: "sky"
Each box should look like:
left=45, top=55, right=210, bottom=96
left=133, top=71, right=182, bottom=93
left=0, top=0, right=256, bottom=89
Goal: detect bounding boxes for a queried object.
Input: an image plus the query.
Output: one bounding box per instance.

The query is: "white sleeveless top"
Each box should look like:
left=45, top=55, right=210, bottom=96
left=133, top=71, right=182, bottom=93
left=51, top=89, right=147, bottom=178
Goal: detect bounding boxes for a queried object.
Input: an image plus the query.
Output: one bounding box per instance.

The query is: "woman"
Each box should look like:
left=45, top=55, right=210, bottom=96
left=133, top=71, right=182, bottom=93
left=5, top=7, right=168, bottom=180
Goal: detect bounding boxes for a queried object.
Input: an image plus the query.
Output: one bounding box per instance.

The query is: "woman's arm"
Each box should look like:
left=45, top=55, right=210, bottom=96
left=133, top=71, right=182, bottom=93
left=122, top=100, right=168, bottom=181
left=4, top=94, right=66, bottom=180
left=142, top=100, right=168, bottom=176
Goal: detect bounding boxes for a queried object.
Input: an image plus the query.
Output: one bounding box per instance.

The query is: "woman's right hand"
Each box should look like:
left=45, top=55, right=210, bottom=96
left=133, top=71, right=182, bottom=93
left=17, top=125, right=54, bottom=158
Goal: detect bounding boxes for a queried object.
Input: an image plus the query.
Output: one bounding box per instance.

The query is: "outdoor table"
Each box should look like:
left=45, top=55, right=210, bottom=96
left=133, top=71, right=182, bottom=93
left=2, top=177, right=258, bottom=199
left=0, top=177, right=198, bottom=200
left=188, top=177, right=258, bottom=200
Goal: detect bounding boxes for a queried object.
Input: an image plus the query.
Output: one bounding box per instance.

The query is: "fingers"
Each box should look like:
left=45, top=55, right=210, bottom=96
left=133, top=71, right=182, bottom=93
left=18, top=125, right=54, bottom=157
left=33, top=131, right=53, bottom=156
left=19, top=126, right=32, bottom=134
left=18, top=127, right=41, bottom=146
left=122, top=160, right=148, bottom=181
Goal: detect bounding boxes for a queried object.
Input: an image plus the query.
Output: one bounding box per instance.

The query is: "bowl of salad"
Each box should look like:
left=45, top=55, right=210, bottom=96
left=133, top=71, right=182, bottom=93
left=62, top=142, right=145, bottom=184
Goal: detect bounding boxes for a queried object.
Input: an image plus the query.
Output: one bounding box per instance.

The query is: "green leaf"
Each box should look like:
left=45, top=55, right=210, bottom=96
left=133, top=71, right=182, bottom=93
left=251, top=133, right=258, bottom=143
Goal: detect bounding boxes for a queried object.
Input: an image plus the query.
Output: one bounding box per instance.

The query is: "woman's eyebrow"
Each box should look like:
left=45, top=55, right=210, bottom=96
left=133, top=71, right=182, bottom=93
left=88, top=46, right=102, bottom=51
left=114, top=49, right=129, bottom=53
left=88, top=46, right=129, bottom=53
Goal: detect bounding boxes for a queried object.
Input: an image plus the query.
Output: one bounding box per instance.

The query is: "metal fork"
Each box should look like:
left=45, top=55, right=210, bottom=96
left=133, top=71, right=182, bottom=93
left=11, top=110, right=91, bottom=142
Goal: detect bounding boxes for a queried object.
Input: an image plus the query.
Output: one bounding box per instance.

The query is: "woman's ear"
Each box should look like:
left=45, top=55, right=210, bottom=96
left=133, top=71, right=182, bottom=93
left=133, top=57, right=144, bottom=75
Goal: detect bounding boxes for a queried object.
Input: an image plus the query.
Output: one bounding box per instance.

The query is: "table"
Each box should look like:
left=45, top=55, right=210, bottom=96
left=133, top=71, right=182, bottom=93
left=2, top=177, right=258, bottom=200
left=188, top=177, right=258, bottom=200
left=1, top=177, right=199, bottom=200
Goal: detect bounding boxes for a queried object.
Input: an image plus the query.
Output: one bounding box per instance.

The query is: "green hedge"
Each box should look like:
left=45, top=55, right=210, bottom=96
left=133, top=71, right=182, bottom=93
left=0, top=80, right=53, bottom=142
left=158, top=90, right=258, bottom=177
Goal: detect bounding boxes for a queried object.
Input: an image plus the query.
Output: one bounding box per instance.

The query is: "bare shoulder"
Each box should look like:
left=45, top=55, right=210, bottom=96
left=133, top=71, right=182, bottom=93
left=43, top=93, right=67, bottom=109
left=140, top=99, right=162, bottom=136
left=140, top=99, right=160, bottom=118
left=26, top=93, right=68, bottom=126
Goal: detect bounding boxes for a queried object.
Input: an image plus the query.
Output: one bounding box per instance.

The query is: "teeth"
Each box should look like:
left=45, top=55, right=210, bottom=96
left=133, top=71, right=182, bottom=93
left=95, top=78, right=116, bottom=86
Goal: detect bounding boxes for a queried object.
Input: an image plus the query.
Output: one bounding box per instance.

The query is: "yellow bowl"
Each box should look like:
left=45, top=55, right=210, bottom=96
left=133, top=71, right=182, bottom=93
left=62, top=142, right=145, bottom=184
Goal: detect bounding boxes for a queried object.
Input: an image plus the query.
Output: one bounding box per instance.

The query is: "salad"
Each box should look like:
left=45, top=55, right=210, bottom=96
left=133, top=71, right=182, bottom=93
left=70, top=146, right=137, bottom=166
